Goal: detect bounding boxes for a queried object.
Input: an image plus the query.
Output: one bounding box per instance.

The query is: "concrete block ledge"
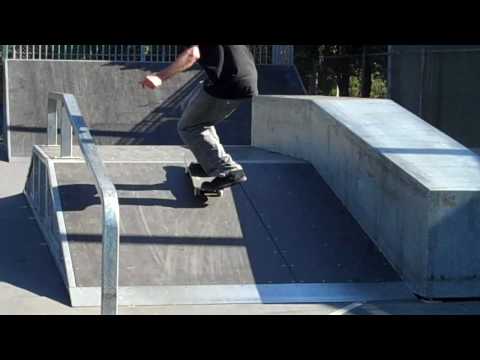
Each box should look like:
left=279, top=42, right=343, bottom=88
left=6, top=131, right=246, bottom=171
left=253, top=95, right=480, bottom=298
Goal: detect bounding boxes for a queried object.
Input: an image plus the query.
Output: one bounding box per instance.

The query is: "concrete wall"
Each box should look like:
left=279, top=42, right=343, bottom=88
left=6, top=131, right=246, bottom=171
left=253, top=95, right=480, bottom=298
left=390, top=45, right=480, bottom=148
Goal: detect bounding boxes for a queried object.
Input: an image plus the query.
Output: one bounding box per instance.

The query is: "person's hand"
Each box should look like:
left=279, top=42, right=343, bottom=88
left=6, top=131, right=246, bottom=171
left=139, top=75, right=162, bottom=90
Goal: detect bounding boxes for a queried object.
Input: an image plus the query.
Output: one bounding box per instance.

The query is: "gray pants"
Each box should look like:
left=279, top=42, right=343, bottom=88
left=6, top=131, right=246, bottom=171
left=178, top=86, right=245, bottom=177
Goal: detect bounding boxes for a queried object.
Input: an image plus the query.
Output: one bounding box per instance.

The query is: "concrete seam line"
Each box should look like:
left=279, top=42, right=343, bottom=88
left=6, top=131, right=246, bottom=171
left=329, top=302, right=364, bottom=315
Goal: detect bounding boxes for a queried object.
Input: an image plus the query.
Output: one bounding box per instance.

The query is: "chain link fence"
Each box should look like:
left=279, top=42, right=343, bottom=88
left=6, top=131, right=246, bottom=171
left=0, top=44, right=293, bottom=151
left=4, top=45, right=480, bottom=147
left=1, top=45, right=293, bottom=65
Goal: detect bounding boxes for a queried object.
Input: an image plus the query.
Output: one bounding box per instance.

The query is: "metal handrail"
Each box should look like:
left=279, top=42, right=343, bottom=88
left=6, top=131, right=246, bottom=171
left=47, top=92, right=120, bottom=315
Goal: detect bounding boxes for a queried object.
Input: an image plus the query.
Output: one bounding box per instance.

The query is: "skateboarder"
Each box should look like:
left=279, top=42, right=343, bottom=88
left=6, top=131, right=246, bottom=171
left=140, top=45, right=258, bottom=191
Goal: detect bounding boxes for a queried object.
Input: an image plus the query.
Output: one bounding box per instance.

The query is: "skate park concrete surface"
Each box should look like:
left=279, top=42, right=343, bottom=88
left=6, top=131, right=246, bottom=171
left=28, top=144, right=416, bottom=307
left=2, top=62, right=480, bottom=315
left=4, top=61, right=305, bottom=158
left=3, top=149, right=480, bottom=315
left=253, top=95, right=480, bottom=299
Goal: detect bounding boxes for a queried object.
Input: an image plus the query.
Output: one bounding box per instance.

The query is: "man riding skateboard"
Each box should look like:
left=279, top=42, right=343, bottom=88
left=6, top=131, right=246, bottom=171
left=140, top=45, right=259, bottom=192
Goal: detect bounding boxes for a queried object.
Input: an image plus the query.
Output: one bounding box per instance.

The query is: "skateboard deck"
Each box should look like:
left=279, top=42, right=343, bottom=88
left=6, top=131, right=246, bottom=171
left=185, top=162, right=224, bottom=198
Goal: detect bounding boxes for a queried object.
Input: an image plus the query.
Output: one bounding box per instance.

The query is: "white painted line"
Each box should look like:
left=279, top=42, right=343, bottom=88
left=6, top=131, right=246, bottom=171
left=330, top=302, right=364, bottom=315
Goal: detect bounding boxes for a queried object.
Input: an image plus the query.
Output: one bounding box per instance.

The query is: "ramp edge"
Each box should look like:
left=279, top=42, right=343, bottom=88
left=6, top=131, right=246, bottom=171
left=69, top=282, right=415, bottom=307
left=24, top=146, right=77, bottom=301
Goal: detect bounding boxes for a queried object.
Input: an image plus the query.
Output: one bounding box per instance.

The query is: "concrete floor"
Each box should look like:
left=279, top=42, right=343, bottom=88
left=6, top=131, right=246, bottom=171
left=1, top=158, right=480, bottom=316
left=2, top=275, right=480, bottom=315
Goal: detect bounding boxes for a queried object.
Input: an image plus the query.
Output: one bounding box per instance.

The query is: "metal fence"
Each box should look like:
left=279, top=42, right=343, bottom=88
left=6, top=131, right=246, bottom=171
left=295, top=44, right=480, bottom=147
left=1, top=45, right=294, bottom=65
left=388, top=45, right=480, bottom=148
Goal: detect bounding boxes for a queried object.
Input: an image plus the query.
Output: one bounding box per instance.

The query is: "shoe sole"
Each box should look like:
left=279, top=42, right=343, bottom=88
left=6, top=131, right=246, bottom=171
left=203, top=176, right=248, bottom=191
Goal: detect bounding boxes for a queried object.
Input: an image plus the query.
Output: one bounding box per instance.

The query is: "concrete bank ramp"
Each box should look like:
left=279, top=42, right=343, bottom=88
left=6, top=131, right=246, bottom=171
left=25, top=145, right=412, bottom=307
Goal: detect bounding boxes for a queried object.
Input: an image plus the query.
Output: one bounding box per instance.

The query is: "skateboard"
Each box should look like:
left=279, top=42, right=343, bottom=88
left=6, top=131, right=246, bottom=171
left=185, top=161, right=224, bottom=198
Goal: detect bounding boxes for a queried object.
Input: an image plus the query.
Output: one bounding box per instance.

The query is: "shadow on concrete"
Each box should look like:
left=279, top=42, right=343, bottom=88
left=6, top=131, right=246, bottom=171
left=230, top=163, right=401, bottom=285
left=0, top=193, right=70, bottom=305
left=95, top=63, right=205, bottom=146
left=115, top=70, right=206, bottom=146
left=55, top=162, right=400, bottom=288
left=7, top=125, right=45, bottom=134
left=67, top=233, right=245, bottom=247
left=6, top=63, right=307, bottom=157
left=97, top=62, right=252, bottom=146
left=58, top=165, right=209, bottom=210
left=100, top=61, right=189, bottom=72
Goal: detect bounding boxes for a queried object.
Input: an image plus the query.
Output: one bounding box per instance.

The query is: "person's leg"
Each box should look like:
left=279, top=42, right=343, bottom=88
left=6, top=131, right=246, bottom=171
left=178, top=87, right=244, bottom=177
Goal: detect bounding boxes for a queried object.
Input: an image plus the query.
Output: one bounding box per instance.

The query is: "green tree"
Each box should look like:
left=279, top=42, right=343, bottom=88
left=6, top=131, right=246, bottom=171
left=294, top=45, right=388, bottom=98
left=353, top=45, right=388, bottom=97
left=294, top=45, right=321, bottom=94
left=321, top=45, right=357, bottom=96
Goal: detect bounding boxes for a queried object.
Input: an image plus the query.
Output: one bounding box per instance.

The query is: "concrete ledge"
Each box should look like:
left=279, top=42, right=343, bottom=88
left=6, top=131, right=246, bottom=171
left=253, top=95, right=480, bottom=298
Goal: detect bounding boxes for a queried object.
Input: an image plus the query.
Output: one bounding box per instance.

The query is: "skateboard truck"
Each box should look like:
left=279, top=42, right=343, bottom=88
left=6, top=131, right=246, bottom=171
left=185, top=162, right=224, bottom=198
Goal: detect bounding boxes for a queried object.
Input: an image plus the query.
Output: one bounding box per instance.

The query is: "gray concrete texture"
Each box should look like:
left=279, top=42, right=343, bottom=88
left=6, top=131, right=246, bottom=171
left=27, top=145, right=401, bottom=306
left=252, top=95, right=480, bottom=299
left=0, top=158, right=70, bottom=310
left=5, top=61, right=305, bottom=157
left=390, top=45, right=480, bottom=148
left=0, top=158, right=364, bottom=314
left=37, top=144, right=305, bottom=164
left=3, top=158, right=480, bottom=314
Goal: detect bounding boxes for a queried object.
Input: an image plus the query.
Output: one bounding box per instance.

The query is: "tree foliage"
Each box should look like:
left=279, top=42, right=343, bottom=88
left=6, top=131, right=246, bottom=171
left=295, top=45, right=388, bottom=98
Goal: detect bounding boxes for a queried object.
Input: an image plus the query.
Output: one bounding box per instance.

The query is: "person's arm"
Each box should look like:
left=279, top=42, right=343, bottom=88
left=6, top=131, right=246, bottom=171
left=140, top=46, right=200, bottom=89
left=156, top=46, right=200, bottom=81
